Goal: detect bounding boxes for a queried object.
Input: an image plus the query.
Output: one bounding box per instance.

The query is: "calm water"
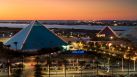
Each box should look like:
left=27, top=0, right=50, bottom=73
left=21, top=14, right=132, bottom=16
left=0, top=23, right=135, bottom=31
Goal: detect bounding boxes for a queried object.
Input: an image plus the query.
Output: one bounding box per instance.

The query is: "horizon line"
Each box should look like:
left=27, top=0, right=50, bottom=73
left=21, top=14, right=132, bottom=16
left=0, top=19, right=137, bottom=21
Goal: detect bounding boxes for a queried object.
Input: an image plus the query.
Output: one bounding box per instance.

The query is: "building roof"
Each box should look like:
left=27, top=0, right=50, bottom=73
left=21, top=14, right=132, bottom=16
left=4, top=20, right=67, bottom=50
left=97, top=26, right=118, bottom=37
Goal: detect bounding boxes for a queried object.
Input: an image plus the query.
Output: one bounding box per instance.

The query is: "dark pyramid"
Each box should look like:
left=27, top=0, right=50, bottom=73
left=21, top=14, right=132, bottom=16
left=97, top=26, right=118, bottom=37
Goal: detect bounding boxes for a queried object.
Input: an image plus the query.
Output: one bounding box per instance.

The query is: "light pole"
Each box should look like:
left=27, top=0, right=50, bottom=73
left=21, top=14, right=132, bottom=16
left=128, top=56, right=130, bottom=77
left=93, top=59, right=95, bottom=76
left=96, top=61, right=98, bottom=77
left=63, top=59, right=67, bottom=77
left=8, top=59, right=11, bottom=77
left=45, top=54, right=51, bottom=77
left=93, top=41, right=96, bottom=47
left=6, top=45, right=11, bottom=77
left=132, top=57, right=136, bottom=71
left=122, top=58, right=124, bottom=71
left=95, top=58, right=98, bottom=77
left=108, top=43, right=112, bottom=50
left=107, top=58, right=110, bottom=73
left=79, top=61, right=85, bottom=77
left=134, top=59, right=136, bottom=71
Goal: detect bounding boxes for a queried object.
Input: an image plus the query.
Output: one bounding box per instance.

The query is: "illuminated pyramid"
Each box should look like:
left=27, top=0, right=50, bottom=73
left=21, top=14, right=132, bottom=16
left=97, top=26, right=118, bottom=37
left=4, top=20, right=67, bottom=50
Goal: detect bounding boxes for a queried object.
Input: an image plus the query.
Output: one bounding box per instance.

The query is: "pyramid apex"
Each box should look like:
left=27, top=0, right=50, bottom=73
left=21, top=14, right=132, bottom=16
left=33, top=20, right=39, bottom=23
left=30, top=20, right=43, bottom=26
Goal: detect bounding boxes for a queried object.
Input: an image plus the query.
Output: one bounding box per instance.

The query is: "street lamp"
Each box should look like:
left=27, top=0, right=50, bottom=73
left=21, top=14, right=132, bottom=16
left=6, top=45, right=11, bottom=77
left=108, top=43, right=112, bottom=50
left=122, top=58, right=124, bottom=71
left=7, top=59, right=11, bottom=77
left=107, top=58, right=110, bottom=73
left=132, top=57, right=136, bottom=71
left=110, top=36, right=113, bottom=40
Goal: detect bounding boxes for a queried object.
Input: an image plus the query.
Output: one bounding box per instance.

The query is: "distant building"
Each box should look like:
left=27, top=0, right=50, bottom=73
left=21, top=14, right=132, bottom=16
left=96, top=26, right=118, bottom=38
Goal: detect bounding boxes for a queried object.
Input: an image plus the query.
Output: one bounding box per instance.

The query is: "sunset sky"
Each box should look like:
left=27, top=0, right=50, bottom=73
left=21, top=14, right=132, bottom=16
left=0, top=0, right=137, bottom=20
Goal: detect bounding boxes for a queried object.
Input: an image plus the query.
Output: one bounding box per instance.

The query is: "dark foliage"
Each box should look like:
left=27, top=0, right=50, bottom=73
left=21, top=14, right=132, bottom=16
left=34, top=64, right=43, bottom=77
left=12, top=68, right=22, bottom=77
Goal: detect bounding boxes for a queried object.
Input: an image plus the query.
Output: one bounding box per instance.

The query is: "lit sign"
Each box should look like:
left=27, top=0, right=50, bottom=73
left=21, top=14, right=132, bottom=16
left=72, top=50, right=85, bottom=54
left=62, top=45, right=69, bottom=50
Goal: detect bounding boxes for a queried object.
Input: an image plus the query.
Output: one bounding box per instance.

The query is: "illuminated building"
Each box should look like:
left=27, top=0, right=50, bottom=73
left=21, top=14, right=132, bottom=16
left=96, top=26, right=118, bottom=38
left=4, top=20, right=67, bottom=51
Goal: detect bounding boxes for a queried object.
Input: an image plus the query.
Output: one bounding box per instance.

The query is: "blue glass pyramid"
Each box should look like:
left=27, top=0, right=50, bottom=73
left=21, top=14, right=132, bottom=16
left=4, top=21, right=67, bottom=50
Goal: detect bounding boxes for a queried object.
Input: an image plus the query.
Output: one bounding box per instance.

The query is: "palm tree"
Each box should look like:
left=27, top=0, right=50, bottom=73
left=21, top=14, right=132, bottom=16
left=2, top=44, right=12, bottom=77
left=7, top=59, right=11, bottom=77
left=12, top=68, right=22, bottom=77
left=0, top=42, right=3, bottom=49
left=47, top=55, right=51, bottom=77
left=1, top=43, right=24, bottom=77
left=0, top=44, right=18, bottom=77
left=95, top=60, right=99, bottom=77
left=109, top=56, right=114, bottom=76
left=6, top=45, right=11, bottom=77
left=13, top=42, right=24, bottom=72
left=35, top=56, right=40, bottom=65
left=13, top=41, right=24, bottom=72
left=62, top=59, right=68, bottom=77
left=0, top=42, right=4, bottom=58
left=79, top=61, right=85, bottom=77
left=34, top=64, right=43, bottom=77
left=126, top=49, right=135, bottom=77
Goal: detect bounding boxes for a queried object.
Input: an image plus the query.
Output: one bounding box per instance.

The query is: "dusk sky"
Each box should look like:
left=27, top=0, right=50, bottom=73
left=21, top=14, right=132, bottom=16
left=0, top=0, right=137, bottom=20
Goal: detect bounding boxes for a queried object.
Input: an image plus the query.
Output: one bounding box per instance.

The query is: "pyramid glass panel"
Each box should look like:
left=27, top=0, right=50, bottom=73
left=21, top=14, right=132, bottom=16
left=4, top=21, right=67, bottom=50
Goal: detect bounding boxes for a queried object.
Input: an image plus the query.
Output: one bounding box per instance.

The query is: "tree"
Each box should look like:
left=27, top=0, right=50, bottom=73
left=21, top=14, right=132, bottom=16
left=79, top=61, right=85, bottom=77
left=62, top=59, right=68, bottom=77
left=35, top=56, right=40, bottom=65
left=12, top=68, right=22, bottom=77
left=47, top=56, right=51, bottom=77
left=126, top=50, right=135, bottom=77
left=0, top=42, right=3, bottom=49
left=34, top=64, right=43, bottom=77
left=0, top=43, right=24, bottom=77
left=95, top=60, right=99, bottom=76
